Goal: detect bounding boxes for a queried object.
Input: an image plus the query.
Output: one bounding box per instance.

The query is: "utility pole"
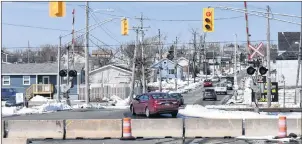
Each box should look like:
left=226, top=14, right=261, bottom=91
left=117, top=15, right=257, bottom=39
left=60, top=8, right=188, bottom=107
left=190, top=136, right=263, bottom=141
left=57, top=36, right=62, bottom=101
left=266, top=5, right=272, bottom=108
left=234, top=34, right=238, bottom=100
left=174, top=37, right=178, bottom=90
left=198, top=35, right=203, bottom=71
left=135, top=12, right=150, bottom=93
left=300, top=1, right=302, bottom=108
left=203, top=33, right=207, bottom=80
left=212, top=50, right=215, bottom=76
left=129, top=29, right=139, bottom=101
left=158, top=29, right=162, bottom=92
left=85, top=2, right=90, bottom=104
left=193, top=31, right=197, bottom=83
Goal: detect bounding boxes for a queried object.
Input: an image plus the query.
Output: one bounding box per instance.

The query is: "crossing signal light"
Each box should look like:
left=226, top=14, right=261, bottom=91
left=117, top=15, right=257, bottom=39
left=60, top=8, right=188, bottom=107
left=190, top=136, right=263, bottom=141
left=121, top=18, right=129, bottom=35
left=259, top=66, right=268, bottom=75
left=59, top=69, right=67, bottom=77
left=68, top=70, right=77, bottom=77
left=49, top=2, right=66, bottom=17
left=247, top=66, right=256, bottom=75
left=203, top=8, right=215, bottom=32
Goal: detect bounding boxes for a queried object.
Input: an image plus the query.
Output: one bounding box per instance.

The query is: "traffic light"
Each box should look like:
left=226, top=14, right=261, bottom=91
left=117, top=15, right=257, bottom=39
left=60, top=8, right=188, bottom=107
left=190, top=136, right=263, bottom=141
left=259, top=66, right=268, bottom=75
left=59, top=69, right=67, bottom=77
left=68, top=70, right=77, bottom=77
left=203, top=8, right=215, bottom=32
left=247, top=66, right=256, bottom=75
left=121, top=18, right=129, bottom=35
left=49, top=2, right=66, bottom=17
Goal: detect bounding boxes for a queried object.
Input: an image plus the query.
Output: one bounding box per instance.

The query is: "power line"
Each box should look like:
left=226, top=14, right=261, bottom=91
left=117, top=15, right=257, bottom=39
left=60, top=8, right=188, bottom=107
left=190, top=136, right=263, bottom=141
left=3, top=39, right=279, bottom=49
left=2, top=22, right=70, bottom=32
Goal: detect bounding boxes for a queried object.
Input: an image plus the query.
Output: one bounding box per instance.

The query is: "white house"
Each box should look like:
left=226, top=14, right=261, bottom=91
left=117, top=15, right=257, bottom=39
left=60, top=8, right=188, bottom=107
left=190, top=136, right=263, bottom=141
left=89, top=64, right=133, bottom=85
left=150, top=58, right=184, bottom=81
left=177, top=57, right=190, bottom=79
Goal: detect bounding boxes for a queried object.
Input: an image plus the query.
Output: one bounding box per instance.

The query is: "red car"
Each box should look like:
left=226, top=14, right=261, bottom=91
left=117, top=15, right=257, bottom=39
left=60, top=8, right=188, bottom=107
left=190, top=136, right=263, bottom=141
left=203, top=79, right=213, bottom=87
left=130, top=92, right=180, bottom=118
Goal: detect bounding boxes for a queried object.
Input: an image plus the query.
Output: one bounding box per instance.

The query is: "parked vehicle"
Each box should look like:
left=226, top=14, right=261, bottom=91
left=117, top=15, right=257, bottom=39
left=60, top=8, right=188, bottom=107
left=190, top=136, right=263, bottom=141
left=5, top=96, right=28, bottom=107
left=130, top=92, right=179, bottom=118
left=226, top=81, right=233, bottom=90
left=203, top=79, right=213, bottom=87
left=169, top=93, right=184, bottom=106
left=1, top=88, right=17, bottom=101
left=211, top=76, right=220, bottom=82
left=203, top=89, right=217, bottom=101
left=215, top=84, right=228, bottom=95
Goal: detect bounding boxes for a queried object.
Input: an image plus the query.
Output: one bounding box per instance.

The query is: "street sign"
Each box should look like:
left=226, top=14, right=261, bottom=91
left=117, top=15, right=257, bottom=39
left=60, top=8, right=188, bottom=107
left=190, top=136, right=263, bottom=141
left=249, top=42, right=264, bottom=58
left=251, top=76, right=263, bottom=83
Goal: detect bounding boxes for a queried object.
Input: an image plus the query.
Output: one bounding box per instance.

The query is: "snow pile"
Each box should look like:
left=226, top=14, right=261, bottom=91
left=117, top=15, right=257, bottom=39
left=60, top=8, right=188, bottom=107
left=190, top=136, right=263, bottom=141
left=179, top=105, right=301, bottom=119
left=30, top=95, right=53, bottom=102
left=2, top=102, right=72, bottom=117
left=72, top=95, right=132, bottom=109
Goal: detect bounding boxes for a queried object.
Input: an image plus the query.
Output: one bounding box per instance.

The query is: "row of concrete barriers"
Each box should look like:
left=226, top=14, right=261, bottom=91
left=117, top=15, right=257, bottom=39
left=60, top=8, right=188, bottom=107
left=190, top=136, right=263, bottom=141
left=2, top=118, right=301, bottom=143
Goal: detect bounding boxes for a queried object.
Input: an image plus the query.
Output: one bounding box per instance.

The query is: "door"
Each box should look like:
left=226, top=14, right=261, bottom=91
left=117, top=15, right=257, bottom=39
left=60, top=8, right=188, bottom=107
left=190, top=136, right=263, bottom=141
left=42, top=76, right=50, bottom=84
left=133, top=95, right=142, bottom=113
left=140, top=95, right=149, bottom=114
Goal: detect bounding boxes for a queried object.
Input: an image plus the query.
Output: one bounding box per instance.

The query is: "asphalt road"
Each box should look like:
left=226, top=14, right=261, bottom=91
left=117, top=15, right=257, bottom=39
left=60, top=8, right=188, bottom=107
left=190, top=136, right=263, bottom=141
left=29, top=138, right=294, bottom=144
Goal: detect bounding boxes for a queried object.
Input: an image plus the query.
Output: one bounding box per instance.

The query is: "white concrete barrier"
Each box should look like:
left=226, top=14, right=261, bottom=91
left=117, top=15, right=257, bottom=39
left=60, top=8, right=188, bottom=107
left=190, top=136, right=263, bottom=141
left=131, top=119, right=183, bottom=138
left=6, top=120, right=64, bottom=139
left=185, top=118, right=242, bottom=137
left=65, top=119, right=122, bottom=139
left=287, top=118, right=301, bottom=135
left=2, top=138, right=27, bottom=144
left=245, top=118, right=279, bottom=136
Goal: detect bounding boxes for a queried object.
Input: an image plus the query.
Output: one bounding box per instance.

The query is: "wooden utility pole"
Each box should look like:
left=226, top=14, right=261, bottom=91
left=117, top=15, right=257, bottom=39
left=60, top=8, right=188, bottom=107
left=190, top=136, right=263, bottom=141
left=158, top=29, right=162, bottom=92
left=193, top=32, right=197, bottom=83
left=174, top=37, right=178, bottom=90
left=266, top=5, right=272, bottom=107
left=129, top=29, right=139, bottom=101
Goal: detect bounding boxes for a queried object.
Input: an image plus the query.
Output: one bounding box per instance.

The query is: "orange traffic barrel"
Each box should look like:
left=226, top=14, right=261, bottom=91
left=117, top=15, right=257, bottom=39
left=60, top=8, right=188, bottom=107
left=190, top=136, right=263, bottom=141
left=120, top=117, right=135, bottom=140
left=278, top=116, right=287, bottom=138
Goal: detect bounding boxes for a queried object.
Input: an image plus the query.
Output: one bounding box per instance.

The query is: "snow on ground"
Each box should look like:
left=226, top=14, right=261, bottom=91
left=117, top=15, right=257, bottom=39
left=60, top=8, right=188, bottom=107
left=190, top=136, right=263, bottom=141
left=30, top=95, right=53, bottom=102
left=2, top=102, right=72, bottom=117
left=179, top=105, right=301, bottom=119
left=72, top=95, right=132, bottom=109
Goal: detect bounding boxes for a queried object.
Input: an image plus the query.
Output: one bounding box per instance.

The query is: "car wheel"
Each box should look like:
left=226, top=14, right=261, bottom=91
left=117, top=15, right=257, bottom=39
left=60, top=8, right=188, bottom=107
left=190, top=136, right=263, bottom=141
left=145, top=107, right=151, bottom=118
left=171, top=111, right=178, bottom=118
left=214, top=98, right=217, bottom=101
left=130, top=105, right=136, bottom=115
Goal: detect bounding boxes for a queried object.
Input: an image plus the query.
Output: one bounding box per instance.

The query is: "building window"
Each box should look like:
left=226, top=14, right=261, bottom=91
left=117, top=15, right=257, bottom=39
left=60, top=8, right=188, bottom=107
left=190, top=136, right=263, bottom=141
left=23, top=76, right=30, bottom=85
left=168, top=69, right=175, bottom=74
left=2, top=76, right=10, bottom=85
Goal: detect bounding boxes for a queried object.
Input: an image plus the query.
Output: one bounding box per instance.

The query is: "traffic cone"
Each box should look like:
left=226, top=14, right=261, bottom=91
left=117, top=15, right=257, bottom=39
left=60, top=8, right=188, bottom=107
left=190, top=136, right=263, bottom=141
left=120, top=117, right=135, bottom=140
left=278, top=116, right=287, bottom=138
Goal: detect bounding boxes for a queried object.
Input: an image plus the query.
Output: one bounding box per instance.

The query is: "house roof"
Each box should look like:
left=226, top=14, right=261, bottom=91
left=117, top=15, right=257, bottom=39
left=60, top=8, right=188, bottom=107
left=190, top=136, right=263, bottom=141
left=150, top=58, right=182, bottom=69
left=177, top=57, right=189, bottom=62
left=89, top=64, right=132, bottom=74
left=2, top=62, right=85, bottom=75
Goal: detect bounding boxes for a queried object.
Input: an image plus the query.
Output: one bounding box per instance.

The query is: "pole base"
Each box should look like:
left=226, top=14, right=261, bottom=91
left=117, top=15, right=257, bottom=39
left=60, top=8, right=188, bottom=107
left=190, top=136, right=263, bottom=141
left=120, top=136, right=136, bottom=140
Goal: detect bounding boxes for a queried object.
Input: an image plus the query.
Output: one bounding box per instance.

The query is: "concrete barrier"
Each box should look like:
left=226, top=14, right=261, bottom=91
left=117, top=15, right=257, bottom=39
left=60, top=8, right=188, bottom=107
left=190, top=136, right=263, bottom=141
left=65, top=119, right=122, bottom=139
left=2, top=138, right=27, bottom=144
left=185, top=118, right=242, bottom=137
left=245, top=118, right=279, bottom=136
left=6, top=120, right=64, bottom=139
left=2, top=121, right=4, bottom=138
left=287, top=118, right=301, bottom=135
left=131, top=119, right=183, bottom=138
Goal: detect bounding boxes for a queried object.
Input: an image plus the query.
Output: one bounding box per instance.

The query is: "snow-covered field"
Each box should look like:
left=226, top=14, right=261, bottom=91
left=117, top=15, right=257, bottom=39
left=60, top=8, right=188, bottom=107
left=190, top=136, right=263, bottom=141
left=179, top=104, right=301, bottom=119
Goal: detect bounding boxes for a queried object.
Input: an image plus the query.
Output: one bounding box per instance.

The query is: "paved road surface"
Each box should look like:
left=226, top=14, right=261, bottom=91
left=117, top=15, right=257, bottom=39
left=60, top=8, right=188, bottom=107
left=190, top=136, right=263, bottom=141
left=29, top=138, right=293, bottom=144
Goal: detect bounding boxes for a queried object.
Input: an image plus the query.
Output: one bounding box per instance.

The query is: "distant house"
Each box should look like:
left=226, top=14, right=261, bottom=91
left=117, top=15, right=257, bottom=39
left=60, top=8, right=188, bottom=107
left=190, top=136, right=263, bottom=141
left=79, top=64, right=140, bottom=100
left=177, top=57, right=190, bottom=79
left=2, top=63, right=84, bottom=100
left=91, top=49, right=113, bottom=58
left=150, top=58, right=184, bottom=81
left=89, top=64, right=134, bottom=85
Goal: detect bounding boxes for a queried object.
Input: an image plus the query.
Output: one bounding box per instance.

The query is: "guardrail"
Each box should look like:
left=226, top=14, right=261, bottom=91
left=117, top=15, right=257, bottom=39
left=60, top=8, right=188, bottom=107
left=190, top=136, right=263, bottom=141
left=2, top=117, right=301, bottom=144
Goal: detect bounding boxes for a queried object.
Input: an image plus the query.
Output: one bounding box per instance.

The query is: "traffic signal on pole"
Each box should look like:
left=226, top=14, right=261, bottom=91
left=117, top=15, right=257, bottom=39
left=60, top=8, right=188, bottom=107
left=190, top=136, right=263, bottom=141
left=247, top=66, right=256, bottom=75
left=121, top=18, right=129, bottom=36
left=259, top=66, right=268, bottom=75
left=49, top=2, right=66, bottom=17
left=59, top=69, right=67, bottom=77
left=203, top=8, right=215, bottom=32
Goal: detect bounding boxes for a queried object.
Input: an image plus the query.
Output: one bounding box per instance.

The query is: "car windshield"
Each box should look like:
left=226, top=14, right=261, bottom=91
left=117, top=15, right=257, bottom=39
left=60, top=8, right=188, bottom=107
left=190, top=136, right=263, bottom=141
left=170, top=93, right=181, bottom=98
left=205, top=89, right=214, bottom=92
left=152, top=93, right=171, bottom=99
left=204, top=80, right=211, bottom=82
